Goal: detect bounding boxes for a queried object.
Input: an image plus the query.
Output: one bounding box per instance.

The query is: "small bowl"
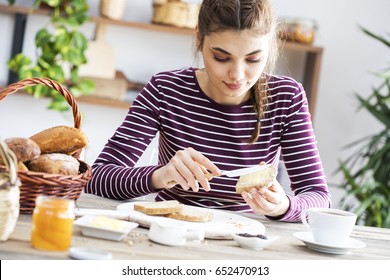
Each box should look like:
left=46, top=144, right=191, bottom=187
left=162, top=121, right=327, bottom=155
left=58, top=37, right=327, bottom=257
left=231, top=232, right=279, bottom=250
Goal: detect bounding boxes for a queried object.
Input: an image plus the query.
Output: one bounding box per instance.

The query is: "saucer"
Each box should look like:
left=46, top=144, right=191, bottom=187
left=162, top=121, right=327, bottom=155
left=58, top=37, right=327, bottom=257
left=293, top=231, right=366, bottom=255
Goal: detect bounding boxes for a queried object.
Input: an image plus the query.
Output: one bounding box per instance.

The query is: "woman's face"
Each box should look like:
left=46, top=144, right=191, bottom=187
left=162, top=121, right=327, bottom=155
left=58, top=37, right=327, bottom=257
left=199, top=30, right=270, bottom=105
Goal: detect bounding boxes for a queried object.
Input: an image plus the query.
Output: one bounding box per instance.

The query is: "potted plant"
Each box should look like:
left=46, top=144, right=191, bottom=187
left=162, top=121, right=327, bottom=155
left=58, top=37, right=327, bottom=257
left=336, top=27, right=390, bottom=228
left=6, top=0, right=94, bottom=111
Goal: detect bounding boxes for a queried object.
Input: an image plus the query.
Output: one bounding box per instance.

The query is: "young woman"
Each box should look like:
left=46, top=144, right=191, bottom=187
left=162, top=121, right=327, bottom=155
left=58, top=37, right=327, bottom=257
left=85, top=0, right=331, bottom=222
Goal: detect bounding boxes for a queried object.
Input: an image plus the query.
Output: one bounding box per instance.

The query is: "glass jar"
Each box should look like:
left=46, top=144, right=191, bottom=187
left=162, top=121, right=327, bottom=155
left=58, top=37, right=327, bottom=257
left=31, top=195, right=75, bottom=251
left=279, top=17, right=317, bottom=44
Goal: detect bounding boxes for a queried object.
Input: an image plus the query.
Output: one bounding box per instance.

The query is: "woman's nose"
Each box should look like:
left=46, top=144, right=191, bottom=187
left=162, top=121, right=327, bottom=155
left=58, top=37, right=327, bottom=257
left=229, top=63, right=245, bottom=82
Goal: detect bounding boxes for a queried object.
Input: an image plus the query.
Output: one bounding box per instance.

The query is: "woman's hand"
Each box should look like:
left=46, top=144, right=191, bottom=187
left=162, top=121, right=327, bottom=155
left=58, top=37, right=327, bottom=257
left=151, top=147, right=221, bottom=192
left=241, top=179, right=290, bottom=217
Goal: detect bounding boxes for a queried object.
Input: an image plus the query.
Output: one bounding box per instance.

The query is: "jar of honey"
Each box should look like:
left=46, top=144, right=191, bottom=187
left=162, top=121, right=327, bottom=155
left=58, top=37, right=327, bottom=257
left=31, top=195, right=75, bottom=251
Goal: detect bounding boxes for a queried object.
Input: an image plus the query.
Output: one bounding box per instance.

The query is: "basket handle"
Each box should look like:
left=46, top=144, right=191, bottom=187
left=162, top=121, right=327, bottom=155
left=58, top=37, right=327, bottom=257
left=0, top=77, right=81, bottom=129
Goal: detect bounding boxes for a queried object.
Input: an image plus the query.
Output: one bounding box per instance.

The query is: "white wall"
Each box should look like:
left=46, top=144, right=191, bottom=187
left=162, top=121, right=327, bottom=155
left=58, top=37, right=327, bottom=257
left=1, top=0, right=389, bottom=206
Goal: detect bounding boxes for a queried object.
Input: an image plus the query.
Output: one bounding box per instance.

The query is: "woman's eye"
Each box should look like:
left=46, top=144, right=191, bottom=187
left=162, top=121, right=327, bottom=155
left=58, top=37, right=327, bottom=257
left=246, top=58, right=261, bottom=63
left=213, top=56, right=229, bottom=62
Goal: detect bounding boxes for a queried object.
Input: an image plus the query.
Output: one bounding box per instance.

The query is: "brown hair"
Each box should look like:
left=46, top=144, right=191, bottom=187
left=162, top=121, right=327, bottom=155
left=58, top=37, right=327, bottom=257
left=196, top=0, right=279, bottom=143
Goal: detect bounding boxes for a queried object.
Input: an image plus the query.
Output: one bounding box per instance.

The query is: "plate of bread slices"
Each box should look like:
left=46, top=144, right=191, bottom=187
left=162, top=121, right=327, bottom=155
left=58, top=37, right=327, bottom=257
left=116, top=200, right=266, bottom=240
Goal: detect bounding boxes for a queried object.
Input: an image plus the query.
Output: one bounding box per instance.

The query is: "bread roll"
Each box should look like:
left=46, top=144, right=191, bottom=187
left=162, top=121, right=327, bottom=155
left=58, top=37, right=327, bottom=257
left=235, top=166, right=276, bottom=194
left=30, top=125, right=88, bottom=155
left=134, top=200, right=183, bottom=215
left=27, top=153, right=80, bottom=175
left=1, top=137, right=40, bottom=163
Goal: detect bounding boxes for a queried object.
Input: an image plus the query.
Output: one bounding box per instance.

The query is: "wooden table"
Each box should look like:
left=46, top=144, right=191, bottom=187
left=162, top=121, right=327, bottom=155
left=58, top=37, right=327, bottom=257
left=1, top=193, right=389, bottom=260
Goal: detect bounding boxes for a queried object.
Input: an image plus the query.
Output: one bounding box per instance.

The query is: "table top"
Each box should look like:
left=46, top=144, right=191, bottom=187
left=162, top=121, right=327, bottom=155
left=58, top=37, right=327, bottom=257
left=1, top=193, right=389, bottom=260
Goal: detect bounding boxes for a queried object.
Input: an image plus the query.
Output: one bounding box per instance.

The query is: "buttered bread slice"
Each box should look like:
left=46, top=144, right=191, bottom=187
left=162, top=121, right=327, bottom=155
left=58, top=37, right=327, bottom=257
left=167, top=207, right=214, bottom=222
left=235, top=166, right=276, bottom=194
left=133, top=200, right=183, bottom=215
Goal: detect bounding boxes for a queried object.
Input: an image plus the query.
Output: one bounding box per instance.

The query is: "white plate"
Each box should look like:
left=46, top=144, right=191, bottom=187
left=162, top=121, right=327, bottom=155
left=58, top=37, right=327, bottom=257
left=74, top=215, right=138, bottom=241
left=293, top=231, right=366, bottom=255
left=116, top=202, right=265, bottom=240
left=231, top=233, right=279, bottom=250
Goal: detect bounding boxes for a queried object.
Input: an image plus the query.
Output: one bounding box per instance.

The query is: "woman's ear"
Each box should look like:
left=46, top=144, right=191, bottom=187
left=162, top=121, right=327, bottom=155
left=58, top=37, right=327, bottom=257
left=195, top=25, right=201, bottom=51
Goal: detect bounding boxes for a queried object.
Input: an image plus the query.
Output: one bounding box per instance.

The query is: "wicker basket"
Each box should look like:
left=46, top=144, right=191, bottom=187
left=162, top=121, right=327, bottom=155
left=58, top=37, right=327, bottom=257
left=152, top=0, right=199, bottom=29
left=0, top=78, right=92, bottom=214
left=100, top=0, right=127, bottom=20
left=0, top=141, right=20, bottom=241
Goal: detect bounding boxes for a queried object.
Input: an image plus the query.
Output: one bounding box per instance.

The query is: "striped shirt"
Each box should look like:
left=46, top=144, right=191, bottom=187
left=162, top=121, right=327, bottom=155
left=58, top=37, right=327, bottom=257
left=85, top=67, right=331, bottom=222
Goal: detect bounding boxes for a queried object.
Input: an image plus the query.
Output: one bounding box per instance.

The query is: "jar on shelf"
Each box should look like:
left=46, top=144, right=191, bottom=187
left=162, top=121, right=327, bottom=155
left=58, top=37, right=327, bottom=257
left=31, top=195, right=75, bottom=251
left=278, top=17, right=318, bottom=44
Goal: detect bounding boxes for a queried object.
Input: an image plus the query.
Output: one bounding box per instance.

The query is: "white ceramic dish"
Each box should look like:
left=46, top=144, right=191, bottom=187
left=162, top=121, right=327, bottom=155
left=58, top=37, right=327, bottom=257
left=231, top=232, right=279, bottom=250
left=74, top=215, right=138, bottom=241
left=293, top=231, right=366, bottom=255
left=69, top=247, right=113, bottom=260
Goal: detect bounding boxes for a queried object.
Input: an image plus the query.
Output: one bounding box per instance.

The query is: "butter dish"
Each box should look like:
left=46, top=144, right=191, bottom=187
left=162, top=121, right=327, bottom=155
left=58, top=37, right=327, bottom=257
left=74, top=215, right=138, bottom=241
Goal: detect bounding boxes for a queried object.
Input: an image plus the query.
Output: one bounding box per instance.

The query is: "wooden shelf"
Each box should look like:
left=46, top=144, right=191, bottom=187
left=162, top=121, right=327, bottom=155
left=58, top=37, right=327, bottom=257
left=0, top=3, right=323, bottom=53
left=0, top=3, right=323, bottom=118
left=76, top=95, right=131, bottom=109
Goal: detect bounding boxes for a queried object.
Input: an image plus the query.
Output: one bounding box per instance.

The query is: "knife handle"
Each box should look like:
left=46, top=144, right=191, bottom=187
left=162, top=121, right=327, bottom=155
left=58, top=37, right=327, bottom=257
left=167, top=173, right=214, bottom=186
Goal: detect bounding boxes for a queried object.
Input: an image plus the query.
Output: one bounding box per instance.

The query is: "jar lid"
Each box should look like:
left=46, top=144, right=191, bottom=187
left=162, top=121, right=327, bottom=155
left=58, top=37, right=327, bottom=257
left=69, top=247, right=113, bottom=260
left=295, top=18, right=318, bottom=29
left=280, top=17, right=318, bottom=28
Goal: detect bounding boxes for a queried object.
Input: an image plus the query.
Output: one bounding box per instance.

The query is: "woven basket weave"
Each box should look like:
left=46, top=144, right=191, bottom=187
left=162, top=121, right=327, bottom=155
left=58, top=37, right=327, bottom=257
left=100, top=0, right=126, bottom=20
left=152, top=0, right=199, bottom=29
left=0, top=78, right=92, bottom=214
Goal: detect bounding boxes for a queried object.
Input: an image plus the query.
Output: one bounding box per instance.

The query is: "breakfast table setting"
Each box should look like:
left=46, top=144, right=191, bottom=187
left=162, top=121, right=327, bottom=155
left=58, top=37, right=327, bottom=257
left=1, top=192, right=389, bottom=260
left=0, top=78, right=389, bottom=262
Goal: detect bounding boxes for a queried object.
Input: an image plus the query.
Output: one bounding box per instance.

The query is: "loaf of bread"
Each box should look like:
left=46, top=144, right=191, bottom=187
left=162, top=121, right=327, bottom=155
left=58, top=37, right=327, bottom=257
left=167, top=207, right=214, bottom=222
left=30, top=125, right=88, bottom=155
left=27, top=153, right=80, bottom=175
left=134, top=200, right=183, bottom=215
left=1, top=137, right=40, bottom=163
left=235, top=166, right=276, bottom=194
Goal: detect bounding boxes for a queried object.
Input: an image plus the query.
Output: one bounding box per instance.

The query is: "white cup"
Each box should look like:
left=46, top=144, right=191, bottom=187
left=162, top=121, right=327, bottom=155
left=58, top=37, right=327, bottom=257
left=148, top=218, right=204, bottom=246
left=301, top=208, right=357, bottom=246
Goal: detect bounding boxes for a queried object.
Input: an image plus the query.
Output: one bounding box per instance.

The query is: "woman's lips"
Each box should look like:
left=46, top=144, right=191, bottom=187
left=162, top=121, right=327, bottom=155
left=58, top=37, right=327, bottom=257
left=225, top=82, right=245, bottom=91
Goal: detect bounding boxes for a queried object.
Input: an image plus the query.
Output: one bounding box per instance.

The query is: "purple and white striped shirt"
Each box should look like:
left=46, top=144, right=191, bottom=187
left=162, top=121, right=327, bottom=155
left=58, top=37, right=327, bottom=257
left=85, top=67, right=331, bottom=222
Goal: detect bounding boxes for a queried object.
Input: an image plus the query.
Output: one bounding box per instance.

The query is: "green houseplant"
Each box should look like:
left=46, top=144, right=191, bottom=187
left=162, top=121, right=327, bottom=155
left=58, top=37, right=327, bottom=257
left=337, top=27, right=390, bottom=228
left=7, top=0, right=94, bottom=111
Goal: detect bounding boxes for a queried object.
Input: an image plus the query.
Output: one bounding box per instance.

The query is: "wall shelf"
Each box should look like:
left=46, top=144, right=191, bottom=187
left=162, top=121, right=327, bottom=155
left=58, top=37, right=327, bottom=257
left=0, top=3, right=323, bottom=118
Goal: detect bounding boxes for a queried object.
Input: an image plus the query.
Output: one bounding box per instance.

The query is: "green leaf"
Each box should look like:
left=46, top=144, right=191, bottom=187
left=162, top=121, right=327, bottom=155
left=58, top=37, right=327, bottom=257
left=70, top=79, right=95, bottom=97
left=42, top=0, right=62, bottom=7
left=35, top=28, right=52, bottom=48
left=71, top=31, right=88, bottom=51
left=7, top=54, right=32, bottom=72
left=47, top=65, right=65, bottom=82
left=359, top=26, right=390, bottom=49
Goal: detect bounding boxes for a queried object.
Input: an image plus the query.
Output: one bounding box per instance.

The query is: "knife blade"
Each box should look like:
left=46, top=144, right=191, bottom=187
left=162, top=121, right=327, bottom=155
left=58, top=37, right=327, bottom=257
left=220, top=164, right=271, bottom=177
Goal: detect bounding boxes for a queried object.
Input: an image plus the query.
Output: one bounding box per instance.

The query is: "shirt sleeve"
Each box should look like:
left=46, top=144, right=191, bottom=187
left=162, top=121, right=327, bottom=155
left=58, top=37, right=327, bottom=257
left=267, top=82, right=331, bottom=222
left=84, top=75, right=163, bottom=200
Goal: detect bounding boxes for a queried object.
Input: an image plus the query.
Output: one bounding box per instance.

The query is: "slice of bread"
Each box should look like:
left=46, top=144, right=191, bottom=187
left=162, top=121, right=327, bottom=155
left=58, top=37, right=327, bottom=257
left=167, top=207, right=214, bottom=222
left=235, top=165, right=276, bottom=194
left=133, top=200, right=183, bottom=215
